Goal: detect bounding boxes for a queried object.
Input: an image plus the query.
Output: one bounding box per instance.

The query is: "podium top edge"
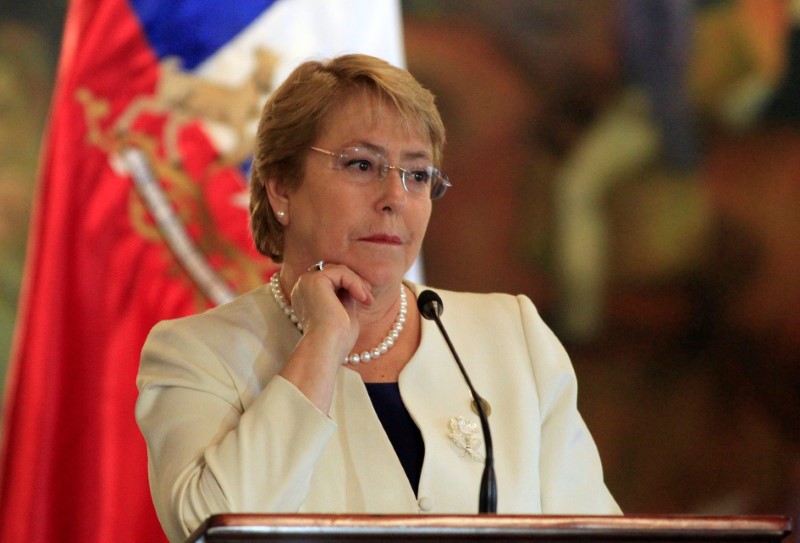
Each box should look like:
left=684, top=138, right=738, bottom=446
left=199, top=513, right=792, bottom=536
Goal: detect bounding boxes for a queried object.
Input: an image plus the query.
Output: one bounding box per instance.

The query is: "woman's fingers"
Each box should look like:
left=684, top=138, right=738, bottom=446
left=289, top=263, right=372, bottom=335
left=331, top=268, right=373, bottom=305
left=302, top=263, right=373, bottom=306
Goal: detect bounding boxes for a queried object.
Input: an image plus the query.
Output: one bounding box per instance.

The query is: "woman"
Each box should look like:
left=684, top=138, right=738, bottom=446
left=136, top=54, right=620, bottom=542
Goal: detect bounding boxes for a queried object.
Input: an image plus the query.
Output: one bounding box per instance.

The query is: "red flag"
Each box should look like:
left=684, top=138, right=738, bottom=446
left=0, top=0, right=405, bottom=541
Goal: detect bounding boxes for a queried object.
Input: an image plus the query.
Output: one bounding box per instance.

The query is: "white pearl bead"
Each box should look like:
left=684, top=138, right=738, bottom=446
left=372, top=348, right=381, bottom=358
left=380, top=343, right=388, bottom=353
left=349, top=354, right=360, bottom=364
left=389, top=330, right=399, bottom=340
left=360, top=351, right=371, bottom=362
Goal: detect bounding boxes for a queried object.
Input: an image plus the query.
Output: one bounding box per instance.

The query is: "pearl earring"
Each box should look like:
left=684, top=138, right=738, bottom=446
left=276, top=210, right=286, bottom=219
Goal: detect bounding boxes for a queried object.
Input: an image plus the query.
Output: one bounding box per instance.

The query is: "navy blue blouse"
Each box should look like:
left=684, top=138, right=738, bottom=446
left=364, top=382, right=425, bottom=495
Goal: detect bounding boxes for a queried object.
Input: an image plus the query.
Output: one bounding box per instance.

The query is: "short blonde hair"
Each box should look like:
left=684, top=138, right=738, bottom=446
left=249, top=54, right=446, bottom=261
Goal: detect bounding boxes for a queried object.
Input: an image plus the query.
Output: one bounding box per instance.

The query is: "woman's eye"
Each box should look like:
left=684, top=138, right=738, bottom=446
left=346, top=159, right=373, bottom=172
left=410, top=169, right=431, bottom=184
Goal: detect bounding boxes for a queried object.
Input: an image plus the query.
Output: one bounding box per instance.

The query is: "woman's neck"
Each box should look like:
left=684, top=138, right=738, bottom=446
left=350, top=283, right=421, bottom=383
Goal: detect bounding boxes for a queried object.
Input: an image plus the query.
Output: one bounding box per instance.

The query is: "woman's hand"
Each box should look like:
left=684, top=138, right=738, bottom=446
left=290, top=263, right=374, bottom=358
left=277, top=263, right=373, bottom=413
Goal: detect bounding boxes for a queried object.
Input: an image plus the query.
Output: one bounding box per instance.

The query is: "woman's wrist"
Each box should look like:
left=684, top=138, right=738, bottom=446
left=277, top=328, right=352, bottom=413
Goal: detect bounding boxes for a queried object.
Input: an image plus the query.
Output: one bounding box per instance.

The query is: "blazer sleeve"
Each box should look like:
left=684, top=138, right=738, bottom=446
left=517, top=295, right=622, bottom=514
left=135, top=319, right=337, bottom=542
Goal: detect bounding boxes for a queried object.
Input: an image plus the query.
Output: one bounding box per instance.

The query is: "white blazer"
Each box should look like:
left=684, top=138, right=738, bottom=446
left=136, top=283, right=620, bottom=542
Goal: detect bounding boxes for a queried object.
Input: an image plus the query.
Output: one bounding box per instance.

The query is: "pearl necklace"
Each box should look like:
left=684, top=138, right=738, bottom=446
left=269, top=273, right=408, bottom=365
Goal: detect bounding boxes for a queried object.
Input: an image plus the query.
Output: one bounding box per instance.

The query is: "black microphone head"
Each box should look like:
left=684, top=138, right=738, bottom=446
left=417, top=289, right=443, bottom=320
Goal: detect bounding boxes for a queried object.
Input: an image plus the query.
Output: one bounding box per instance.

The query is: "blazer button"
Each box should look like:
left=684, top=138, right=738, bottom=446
left=418, top=496, right=434, bottom=512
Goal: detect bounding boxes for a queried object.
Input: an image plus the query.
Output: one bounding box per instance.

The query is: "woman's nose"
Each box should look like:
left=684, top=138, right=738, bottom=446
left=378, top=167, right=408, bottom=212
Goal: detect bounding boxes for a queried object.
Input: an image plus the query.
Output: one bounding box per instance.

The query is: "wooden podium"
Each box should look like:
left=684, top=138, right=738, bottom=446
left=186, top=514, right=792, bottom=543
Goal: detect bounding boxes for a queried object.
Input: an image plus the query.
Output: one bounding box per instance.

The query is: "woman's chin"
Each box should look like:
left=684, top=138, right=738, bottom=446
left=353, top=261, right=409, bottom=289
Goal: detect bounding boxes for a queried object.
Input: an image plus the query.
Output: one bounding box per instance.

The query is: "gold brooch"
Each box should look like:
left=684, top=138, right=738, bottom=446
left=471, top=396, right=491, bottom=417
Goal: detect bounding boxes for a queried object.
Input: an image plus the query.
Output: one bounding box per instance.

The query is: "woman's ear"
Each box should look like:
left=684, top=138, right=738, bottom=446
left=265, top=175, right=290, bottom=225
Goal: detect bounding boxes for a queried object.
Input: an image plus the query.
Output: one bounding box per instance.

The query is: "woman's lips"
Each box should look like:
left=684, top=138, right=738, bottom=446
left=360, top=234, right=402, bottom=245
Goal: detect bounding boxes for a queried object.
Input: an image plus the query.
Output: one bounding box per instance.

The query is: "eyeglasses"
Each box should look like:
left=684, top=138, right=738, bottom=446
left=309, top=146, right=451, bottom=200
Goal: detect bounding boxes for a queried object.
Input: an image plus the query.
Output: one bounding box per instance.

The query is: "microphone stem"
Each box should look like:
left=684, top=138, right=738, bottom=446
left=431, top=313, right=497, bottom=513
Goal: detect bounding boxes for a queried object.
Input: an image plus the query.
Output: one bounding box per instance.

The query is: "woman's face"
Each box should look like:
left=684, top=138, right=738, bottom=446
left=278, top=91, right=433, bottom=288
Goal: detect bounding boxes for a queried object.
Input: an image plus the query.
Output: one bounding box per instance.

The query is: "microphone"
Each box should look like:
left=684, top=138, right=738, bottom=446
left=417, top=289, right=497, bottom=514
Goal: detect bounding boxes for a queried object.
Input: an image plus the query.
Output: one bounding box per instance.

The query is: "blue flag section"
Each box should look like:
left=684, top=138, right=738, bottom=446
left=130, top=0, right=279, bottom=69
